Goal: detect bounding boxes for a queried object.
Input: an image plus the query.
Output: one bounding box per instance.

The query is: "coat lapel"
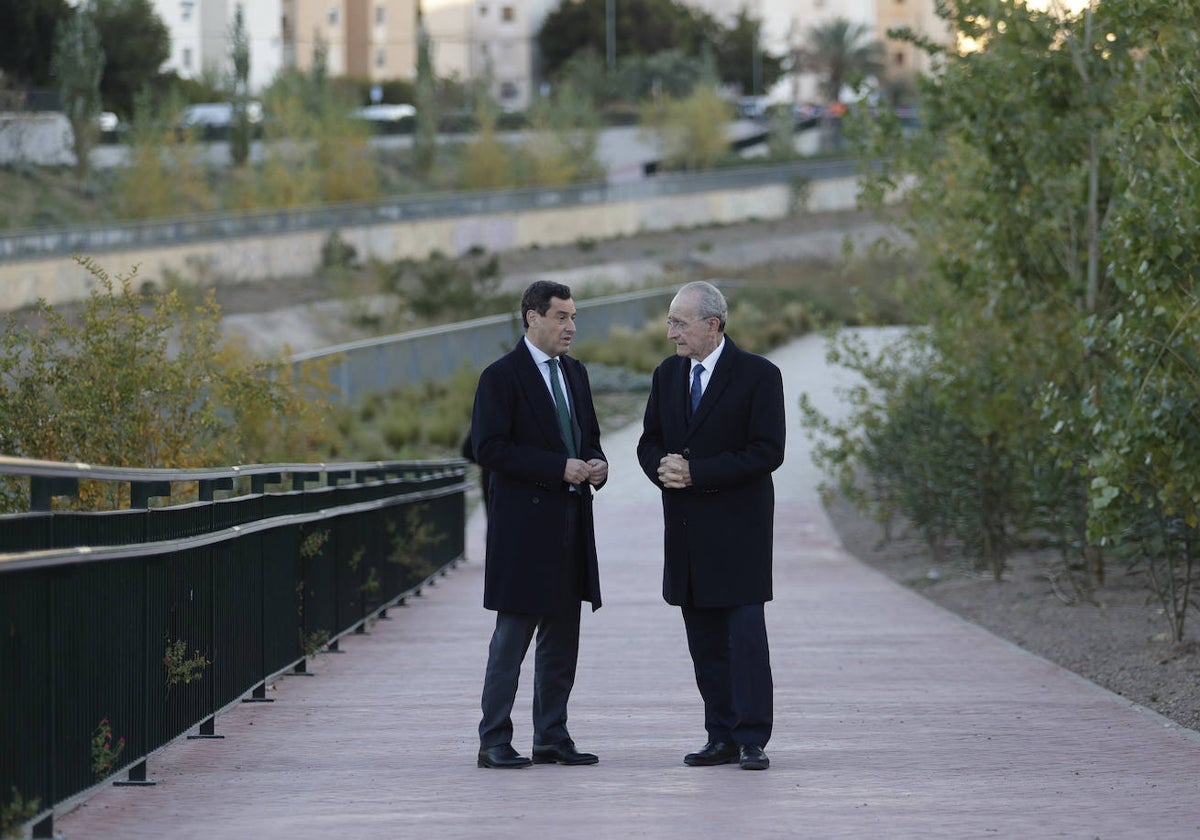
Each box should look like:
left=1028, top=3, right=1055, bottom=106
left=685, top=337, right=738, bottom=438
left=513, top=341, right=563, bottom=449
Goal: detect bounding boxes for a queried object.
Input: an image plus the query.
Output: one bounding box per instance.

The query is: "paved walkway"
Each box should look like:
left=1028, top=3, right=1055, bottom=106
left=55, top=330, right=1200, bottom=839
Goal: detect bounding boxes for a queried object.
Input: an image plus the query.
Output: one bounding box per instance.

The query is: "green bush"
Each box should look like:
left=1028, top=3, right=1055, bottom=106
left=0, top=257, right=336, bottom=512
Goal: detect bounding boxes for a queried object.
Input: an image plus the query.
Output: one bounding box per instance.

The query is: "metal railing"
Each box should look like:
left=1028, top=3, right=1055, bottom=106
left=0, top=159, right=856, bottom=263
left=292, top=286, right=676, bottom=402
left=0, top=454, right=469, bottom=838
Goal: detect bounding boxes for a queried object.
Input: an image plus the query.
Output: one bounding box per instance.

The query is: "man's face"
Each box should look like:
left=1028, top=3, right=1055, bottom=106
left=526, top=297, right=577, bottom=357
left=666, top=291, right=720, bottom=360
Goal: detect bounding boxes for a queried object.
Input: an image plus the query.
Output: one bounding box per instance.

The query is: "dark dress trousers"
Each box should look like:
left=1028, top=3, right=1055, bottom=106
left=637, top=336, right=785, bottom=747
left=472, top=340, right=605, bottom=749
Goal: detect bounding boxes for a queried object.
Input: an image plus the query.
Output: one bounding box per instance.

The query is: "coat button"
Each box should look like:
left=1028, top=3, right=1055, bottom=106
left=683, top=447, right=690, bottom=458
left=532, top=497, right=540, bottom=505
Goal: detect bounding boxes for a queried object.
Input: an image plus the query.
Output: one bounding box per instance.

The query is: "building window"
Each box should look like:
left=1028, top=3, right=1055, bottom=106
left=181, top=1, right=194, bottom=22
left=375, top=49, right=386, bottom=67
left=479, top=3, right=488, bottom=15
left=329, top=6, right=340, bottom=25
left=182, top=47, right=193, bottom=69
left=501, top=5, right=515, bottom=21
left=376, top=5, right=385, bottom=24
left=500, top=81, right=518, bottom=100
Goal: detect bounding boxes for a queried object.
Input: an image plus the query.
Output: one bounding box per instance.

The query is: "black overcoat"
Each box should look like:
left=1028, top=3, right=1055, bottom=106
left=471, top=340, right=605, bottom=614
left=636, top=336, right=785, bottom=608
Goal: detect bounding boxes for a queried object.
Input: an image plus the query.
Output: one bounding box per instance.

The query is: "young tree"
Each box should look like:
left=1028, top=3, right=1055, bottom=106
left=51, top=4, right=105, bottom=181
left=640, top=84, right=729, bottom=172
left=412, top=16, right=438, bottom=177
left=228, top=3, right=252, bottom=168
left=0, top=257, right=335, bottom=512
left=516, top=82, right=604, bottom=185
left=1084, top=0, right=1200, bottom=639
left=119, top=92, right=215, bottom=219
left=460, top=80, right=514, bottom=189
left=814, top=1, right=1134, bottom=584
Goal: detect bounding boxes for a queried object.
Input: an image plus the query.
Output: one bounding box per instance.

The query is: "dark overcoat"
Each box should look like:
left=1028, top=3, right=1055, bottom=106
left=636, top=336, right=785, bottom=608
left=471, top=340, right=605, bottom=614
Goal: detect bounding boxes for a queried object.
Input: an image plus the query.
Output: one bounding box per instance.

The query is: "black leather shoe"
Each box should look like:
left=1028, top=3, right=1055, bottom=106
left=532, top=741, right=599, bottom=765
left=684, top=740, right=739, bottom=767
left=477, top=744, right=533, bottom=768
left=739, top=744, right=770, bottom=770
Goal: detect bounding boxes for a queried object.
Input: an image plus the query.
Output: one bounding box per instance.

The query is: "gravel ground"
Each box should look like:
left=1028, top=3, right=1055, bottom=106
left=823, top=491, right=1200, bottom=734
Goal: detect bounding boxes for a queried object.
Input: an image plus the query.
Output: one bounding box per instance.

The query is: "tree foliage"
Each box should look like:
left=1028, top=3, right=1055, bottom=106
left=516, top=82, right=605, bottom=185
left=228, top=3, right=252, bottom=167
left=538, top=0, right=718, bottom=79
left=537, top=0, right=781, bottom=97
left=803, top=18, right=884, bottom=102
left=0, top=258, right=335, bottom=512
left=713, top=6, right=784, bottom=96
left=51, top=5, right=105, bottom=181
left=412, top=18, right=438, bottom=176
left=640, top=85, right=730, bottom=172
left=91, top=0, right=170, bottom=119
left=118, top=94, right=215, bottom=218
left=0, top=0, right=71, bottom=88
left=808, top=0, right=1200, bottom=639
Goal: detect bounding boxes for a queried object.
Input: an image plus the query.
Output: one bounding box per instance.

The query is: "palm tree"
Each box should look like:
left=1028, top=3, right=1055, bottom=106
left=803, top=18, right=884, bottom=103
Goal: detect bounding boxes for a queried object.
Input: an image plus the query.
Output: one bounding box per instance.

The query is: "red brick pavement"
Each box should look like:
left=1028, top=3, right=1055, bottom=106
left=52, top=333, right=1200, bottom=839
left=50, top=494, right=1200, bottom=840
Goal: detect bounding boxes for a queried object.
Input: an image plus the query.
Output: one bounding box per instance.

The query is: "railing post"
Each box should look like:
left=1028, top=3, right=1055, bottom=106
left=29, top=476, right=77, bottom=512
left=188, top=547, right=224, bottom=740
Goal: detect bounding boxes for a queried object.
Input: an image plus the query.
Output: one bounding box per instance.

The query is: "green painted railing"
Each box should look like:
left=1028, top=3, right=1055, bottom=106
left=0, top=455, right=468, bottom=838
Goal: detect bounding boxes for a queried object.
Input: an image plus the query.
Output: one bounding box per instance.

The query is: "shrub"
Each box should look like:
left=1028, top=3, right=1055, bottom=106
left=0, top=257, right=336, bottom=512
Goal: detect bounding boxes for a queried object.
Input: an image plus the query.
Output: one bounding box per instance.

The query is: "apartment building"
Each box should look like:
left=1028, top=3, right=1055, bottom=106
left=423, top=0, right=558, bottom=111
left=690, top=0, right=950, bottom=103
left=152, top=0, right=285, bottom=92
left=150, top=0, right=950, bottom=107
left=874, top=0, right=950, bottom=95
left=283, top=0, right=418, bottom=81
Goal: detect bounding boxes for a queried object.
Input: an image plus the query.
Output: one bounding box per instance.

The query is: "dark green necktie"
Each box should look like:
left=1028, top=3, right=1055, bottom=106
left=547, top=357, right=577, bottom=459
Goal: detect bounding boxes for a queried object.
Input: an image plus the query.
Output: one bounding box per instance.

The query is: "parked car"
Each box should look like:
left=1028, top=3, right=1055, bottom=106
left=178, top=101, right=263, bottom=139
left=352, top=103, right=416, bottom=134
left=736, top=96, right=770, bottom=120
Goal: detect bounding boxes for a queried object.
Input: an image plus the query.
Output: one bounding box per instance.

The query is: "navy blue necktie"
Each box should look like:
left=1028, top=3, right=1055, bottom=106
left=689, top=363, right=704, bottom=417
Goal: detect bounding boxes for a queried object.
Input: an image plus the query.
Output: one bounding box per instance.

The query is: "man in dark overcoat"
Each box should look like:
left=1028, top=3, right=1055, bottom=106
left=637, top=280, right=786, bottom=771
left=471, top=280, right=608, bottom=769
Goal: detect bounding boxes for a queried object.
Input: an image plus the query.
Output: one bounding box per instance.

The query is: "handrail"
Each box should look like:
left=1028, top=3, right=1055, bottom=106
left=0, top=159, right=858, bottom=262
left=0, top=453, right=470, bottom=837
left=0, top=454, right=454, bottom=483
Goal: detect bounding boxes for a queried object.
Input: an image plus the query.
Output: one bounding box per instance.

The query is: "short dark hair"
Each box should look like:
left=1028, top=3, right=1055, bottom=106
left=520, top=280, right=573, bottom=329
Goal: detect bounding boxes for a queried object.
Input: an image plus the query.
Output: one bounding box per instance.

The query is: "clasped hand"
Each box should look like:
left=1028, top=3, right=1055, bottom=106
left=657, top=453, right=692, bottom=489
left=564, top=458, right=608, bottom=486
